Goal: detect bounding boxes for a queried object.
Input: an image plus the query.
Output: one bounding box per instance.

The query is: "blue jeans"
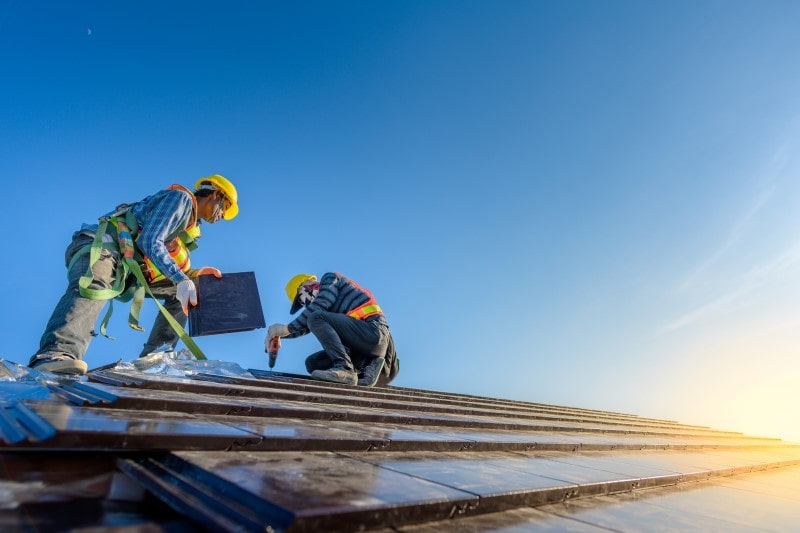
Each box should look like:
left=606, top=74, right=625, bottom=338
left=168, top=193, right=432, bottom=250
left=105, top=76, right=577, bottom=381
left=304, top=310, right=389, bottom=372
left=30, top=232, right=185, bottom=365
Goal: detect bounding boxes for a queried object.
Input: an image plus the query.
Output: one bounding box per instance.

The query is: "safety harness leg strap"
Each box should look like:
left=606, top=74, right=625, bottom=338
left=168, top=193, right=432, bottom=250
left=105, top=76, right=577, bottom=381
left=72, top=216, right=208, bottom=360
left=75, top=219, right=130, bottom=302
left=127, top=285, right=146, bottom=332
left=115, top=218, right=207, bottom=361
left=73, top=219, right=129, bottom=339
left=123, top=256, right=207, bottom=360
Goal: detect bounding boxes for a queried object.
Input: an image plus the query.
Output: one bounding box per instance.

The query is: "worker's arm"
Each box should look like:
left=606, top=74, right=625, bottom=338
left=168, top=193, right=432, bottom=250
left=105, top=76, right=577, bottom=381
left=136, top=189, right=196, bottom=285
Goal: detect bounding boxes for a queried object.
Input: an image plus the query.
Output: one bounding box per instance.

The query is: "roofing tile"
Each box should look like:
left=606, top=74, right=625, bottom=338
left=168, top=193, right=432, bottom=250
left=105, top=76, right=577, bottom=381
left=1, top=362, right=799, bottom=531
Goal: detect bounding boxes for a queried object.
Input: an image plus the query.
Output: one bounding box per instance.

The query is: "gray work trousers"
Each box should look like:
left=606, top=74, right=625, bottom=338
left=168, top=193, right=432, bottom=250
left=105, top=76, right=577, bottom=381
left=29, top=232, right=185, bottom=366
left=303, top=310, right=388, bottom=373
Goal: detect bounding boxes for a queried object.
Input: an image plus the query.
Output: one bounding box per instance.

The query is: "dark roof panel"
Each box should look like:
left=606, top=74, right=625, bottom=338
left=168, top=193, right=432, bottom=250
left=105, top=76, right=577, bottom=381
left=2, top=362, right=799, bottom=531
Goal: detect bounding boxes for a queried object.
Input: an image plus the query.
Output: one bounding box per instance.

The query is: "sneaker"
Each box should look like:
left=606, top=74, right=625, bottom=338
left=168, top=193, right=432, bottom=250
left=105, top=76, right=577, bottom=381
left=311, top=367, right=357, bottom=385
left=30, top=357, right=88, bottom=376
left=357, top=358, right=385, bottom=387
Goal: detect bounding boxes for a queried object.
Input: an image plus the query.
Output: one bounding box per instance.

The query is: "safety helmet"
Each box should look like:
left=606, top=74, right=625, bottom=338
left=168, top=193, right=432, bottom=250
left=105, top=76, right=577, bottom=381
left=194, top=174, right=239, bottom=220
left=286, top=273, right=317, bottom=313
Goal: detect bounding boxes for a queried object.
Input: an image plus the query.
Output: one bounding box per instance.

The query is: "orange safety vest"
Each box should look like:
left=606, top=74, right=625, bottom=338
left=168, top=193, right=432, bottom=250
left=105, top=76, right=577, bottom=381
left=139, top=184, right=200, bottom=283
left=347, top=302, right=383, bottom=320
left=343, top=274, right=384, bottom=320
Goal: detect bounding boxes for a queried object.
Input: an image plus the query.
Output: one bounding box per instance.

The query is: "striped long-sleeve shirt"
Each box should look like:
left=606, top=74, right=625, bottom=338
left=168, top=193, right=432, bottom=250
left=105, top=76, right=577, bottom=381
left=287, top=272, right=386, bottom=337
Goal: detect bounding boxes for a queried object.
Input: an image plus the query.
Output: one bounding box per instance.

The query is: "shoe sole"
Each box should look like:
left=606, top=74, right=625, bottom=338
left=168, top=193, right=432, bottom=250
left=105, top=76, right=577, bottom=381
left=32, top=359, right=88, bottom=376
left=310, top=370, right=357, bottom=385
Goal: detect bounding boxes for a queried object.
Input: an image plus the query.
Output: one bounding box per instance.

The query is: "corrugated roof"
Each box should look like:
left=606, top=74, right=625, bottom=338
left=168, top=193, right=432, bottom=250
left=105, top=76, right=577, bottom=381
left=2, top=363, right=799, bottom=531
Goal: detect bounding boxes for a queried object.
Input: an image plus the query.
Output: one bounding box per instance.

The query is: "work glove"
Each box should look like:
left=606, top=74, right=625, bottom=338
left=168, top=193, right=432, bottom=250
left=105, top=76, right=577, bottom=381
left=264, top=323, right=290, bottom=350
left=195, top=267, right=222, bottom=278
left=176, top=279, right=197, bottom=316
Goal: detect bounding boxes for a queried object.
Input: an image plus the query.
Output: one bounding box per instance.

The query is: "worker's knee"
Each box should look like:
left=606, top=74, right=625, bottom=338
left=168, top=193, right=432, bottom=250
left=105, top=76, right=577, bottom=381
left=306, top=311, right=329, bottom=331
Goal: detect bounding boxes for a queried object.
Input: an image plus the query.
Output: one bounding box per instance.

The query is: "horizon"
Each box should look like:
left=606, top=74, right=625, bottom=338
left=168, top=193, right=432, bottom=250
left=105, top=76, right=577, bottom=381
left=2, top=1, right=799, bottom=444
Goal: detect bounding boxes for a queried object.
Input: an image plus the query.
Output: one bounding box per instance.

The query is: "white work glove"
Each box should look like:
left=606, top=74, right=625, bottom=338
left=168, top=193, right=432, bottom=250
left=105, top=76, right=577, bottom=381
left=264, top=323, right=290, bottom=349
left=176, top=279, right=197, bottom=316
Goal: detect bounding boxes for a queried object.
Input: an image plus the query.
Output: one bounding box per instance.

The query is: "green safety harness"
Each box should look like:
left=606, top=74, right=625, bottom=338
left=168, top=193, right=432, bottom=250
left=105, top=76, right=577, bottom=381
left=68, top=207, right=208, bottom=360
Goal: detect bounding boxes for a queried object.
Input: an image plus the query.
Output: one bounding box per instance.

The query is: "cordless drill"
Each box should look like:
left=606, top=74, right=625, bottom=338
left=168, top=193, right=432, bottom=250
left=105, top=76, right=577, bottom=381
left=267, top=336, right=281, bottom=370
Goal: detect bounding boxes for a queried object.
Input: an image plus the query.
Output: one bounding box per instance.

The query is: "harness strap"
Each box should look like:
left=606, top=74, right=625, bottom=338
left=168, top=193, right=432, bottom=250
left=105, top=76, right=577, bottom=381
left=76, top=218, right=130, bottom=301
left=123, top=254, right=207, bottom=360
left=70, top=218, right=130, bottom=340
left=114, top=218, right=145, bottom=331
left=71, top=216, right=208, bottom=360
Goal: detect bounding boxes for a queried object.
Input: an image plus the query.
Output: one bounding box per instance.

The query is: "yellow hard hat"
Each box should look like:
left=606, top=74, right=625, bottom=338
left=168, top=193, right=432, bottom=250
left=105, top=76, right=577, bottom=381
left=286, top=273, right=317, bottom=313
left=194, top=174, right=239, bottom=220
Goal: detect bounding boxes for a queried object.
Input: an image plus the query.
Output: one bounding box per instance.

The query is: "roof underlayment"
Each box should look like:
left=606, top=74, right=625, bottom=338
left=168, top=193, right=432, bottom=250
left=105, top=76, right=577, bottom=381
left=1, top=358, right=799, bottom=531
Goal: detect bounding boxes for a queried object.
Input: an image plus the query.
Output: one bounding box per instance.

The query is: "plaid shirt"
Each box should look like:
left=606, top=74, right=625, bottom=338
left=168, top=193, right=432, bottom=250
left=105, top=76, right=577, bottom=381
left=129, top=188, right=197, bottom=285
left=81, top=188, right=197, bottom=285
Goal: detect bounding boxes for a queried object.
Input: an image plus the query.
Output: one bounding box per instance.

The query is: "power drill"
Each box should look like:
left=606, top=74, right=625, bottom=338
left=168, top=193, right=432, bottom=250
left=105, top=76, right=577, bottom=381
left=267, top=336, right=281, bottom=370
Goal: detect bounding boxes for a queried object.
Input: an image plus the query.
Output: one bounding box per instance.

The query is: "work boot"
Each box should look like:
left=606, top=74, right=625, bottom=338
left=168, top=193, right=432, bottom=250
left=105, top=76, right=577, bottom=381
left=357, top=358, right=385, bottom=387
left=305, top=350, right=332, bottom=374
left=30, top=356, right=88, bottom=376
left=311, top=367, right=357, bottom=385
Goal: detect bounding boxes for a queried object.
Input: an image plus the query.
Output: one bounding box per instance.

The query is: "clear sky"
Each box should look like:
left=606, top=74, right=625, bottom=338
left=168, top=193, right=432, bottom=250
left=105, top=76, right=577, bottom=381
left=3, top=1, right=799, bottom=443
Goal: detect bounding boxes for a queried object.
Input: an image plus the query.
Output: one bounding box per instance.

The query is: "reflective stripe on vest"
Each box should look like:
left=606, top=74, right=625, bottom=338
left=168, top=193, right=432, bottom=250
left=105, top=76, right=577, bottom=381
left=138, top=184, right=199, bottom=283
left=142, top=237, right=191, bottom=283
left=347, top=302, right=383, bottom=320
left=336, top=272, right=383, bottom=320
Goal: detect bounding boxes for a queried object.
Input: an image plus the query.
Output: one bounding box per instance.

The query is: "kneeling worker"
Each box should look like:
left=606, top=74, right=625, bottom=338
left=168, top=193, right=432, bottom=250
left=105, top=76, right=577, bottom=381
left=265, top=272, right=399, bottom=386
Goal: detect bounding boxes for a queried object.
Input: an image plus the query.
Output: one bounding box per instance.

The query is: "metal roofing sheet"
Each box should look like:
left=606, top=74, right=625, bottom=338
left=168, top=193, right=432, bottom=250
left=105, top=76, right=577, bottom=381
left=1, top=363, right=799, bottom=531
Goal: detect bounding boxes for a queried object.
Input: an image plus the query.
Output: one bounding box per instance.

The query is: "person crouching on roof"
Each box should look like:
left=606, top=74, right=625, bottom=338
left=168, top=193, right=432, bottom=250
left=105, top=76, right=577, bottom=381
left=266, top=272, right=399, bottom=387
left=28, top=175, right=239, bottom=376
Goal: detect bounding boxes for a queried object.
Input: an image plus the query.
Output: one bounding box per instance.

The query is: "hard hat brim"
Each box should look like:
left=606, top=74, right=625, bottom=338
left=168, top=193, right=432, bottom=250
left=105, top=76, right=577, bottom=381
left=223, top=202, right=239, bottom=220
left=289, top=293, right=304, bottom=314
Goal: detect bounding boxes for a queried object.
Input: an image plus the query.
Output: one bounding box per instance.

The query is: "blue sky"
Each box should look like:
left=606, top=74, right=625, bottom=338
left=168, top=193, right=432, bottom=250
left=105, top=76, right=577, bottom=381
left=3, top=1, right=800, bottom=442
